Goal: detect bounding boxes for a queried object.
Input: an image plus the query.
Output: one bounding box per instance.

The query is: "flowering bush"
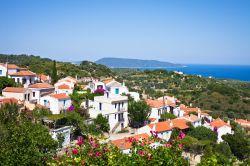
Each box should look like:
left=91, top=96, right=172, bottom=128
left=48, top=132, right=188, bottom=165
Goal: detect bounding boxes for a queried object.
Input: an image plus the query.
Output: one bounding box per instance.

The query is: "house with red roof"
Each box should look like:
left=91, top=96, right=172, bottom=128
left=235, top=119, right=250, bottom=129
left=2, top=87, right=27, bottom=101
left=40, top=93, right=72, bottom=114
left=138, top=118, right=189, bottom=141
left=111, top=133, right=154, bottom=154
left=10, top=70, right=37, bottom=87
left=0, top=97, right=18, bottom=107
left=25, top=83, right=55, bottom=104
left=54, top=76, right=76, bottom=95
left=209, top=118, right=232, bottom=143
left=146, top=99, right=176, bottom=121
left=0, top=63, right=27, bottom=77
left=37, top=74, right=50, bottom=83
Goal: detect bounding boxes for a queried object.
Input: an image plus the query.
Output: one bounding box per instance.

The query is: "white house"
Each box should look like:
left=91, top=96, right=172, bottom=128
left=178, top=115, right=202, bottom=127
left=88, top=80, right=105, bottom=93
left=55, top=83, right=73, bottom=95
left=89, top=93, right=128, bottom=133
left=37, top=74, right=50, bottom=83
left=137, top=118, right=189, bottom=141
left=2, top=87, right=27, bottom=101
left=104, top=79, right=129, bottom=95
left=209, top=118, right=232, bottom=143
left=50, top=126, right=72, bottom=148
left=10, top=70, right=37, bottom=87
left=0, top=63, right=26, bottom=77
left=146, top=99, right=175, bottom=121
left=26, top=83, right=55, bottom=104
left=40, top=93, right=72, bottom=114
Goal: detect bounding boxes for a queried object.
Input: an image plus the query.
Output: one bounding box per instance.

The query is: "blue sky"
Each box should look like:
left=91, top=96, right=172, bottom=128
left=0, top=0, right=250, bottom=64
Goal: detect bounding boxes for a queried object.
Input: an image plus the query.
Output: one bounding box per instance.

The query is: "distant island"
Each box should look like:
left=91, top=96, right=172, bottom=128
left=95, top=57, right=184, bottom=68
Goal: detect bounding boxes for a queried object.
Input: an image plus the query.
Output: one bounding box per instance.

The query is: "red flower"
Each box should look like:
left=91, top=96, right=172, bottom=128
left=95, top=151, right=102, bottom=157
left=81, top=160, right=85, bottom=165
left=72, top=148, right=79, bottom=155
left=139, top=149, right=145, bottom=156
left=77, top=140, right=84, bottom=146
left=165, top=143, right=172, bottom=148
left=178, top=144, right=184, bottom=149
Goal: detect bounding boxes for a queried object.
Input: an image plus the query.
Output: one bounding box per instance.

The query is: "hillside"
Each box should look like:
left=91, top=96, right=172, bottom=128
left=95, top=57, right=183, bottom=68
left=114, top=69, right=250, bottom=120
left=0, top=54, right=114, bottom=78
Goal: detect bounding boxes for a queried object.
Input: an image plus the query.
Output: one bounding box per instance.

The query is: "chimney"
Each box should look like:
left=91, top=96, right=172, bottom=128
left=122, top=81, right=125, bottom=86
left=227, top=120, right=230, bottom=125
left=198, top=109, right=201, bottom=118
left=170, top=121, right=173, bottom=127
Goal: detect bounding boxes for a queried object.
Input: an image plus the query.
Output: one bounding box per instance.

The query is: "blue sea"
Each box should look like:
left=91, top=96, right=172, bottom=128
left=143, top=64, right=250, bottom=82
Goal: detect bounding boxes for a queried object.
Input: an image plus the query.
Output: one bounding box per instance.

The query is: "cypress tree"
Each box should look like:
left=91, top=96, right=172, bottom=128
left=51, top=60, right=58, bottom=84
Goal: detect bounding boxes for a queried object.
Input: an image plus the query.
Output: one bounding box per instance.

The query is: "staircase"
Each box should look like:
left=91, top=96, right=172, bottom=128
left=111, top=122, right=120, bottom=133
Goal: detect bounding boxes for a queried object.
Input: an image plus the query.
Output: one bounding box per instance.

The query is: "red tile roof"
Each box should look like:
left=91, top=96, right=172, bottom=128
left=2, top=87, right=26, bottom=93
left=103, top=79, right=114, bottom=84
left=148, top=118, right=189, bottom=132
left=210, top=118, right=231, bottom=128
left=111, top=133, right=150, bottom=150
left=10, top=70, right=36, bottom=76
left=28, top=83, right=53, bottom=89
left=235, top=119, right=250, bottom=128
left=0, top=98, right=18, bottom=105
left=7, top=64, right=21, bottom=69
left=38, top=74, right=49, bottom=81
left=58, top=84, right=71, bottom=89
left=50, top=93, right=70, bottom=100
left=146, top=99, right=165, bottom=108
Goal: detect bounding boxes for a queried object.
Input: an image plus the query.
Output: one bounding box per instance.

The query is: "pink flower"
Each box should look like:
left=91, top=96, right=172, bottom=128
left=150, top=130, right=153, bottom=134
left=178, top=131, right=186, bottom=140
left=72, top=148, right=79, bottom=155
left=81, top=160, right=85, bottom=165
left=165, top=143, right=172, bottom=148
left=139, top=149, right=145, bottom=156
left=95, top=151, right=102, bottom=157
left=178, top=144, right=184, bottom=149
left=77, top=136, right=84, bottom=146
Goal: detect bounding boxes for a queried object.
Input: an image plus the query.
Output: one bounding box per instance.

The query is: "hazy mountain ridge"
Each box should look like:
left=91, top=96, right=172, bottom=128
left=95, top=57, right=183, bottom=68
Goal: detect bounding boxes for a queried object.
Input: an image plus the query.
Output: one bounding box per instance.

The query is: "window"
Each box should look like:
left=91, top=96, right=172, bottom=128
left=122, top=102, right=124, bottom=107
left=17, top=78, right=20, bottom=83
left=0, top=70, right=2, bottom=75
left=115, top=88, right=119, bottom=94
left=115, top=114, right=116, bottom=119
left=33, top=92, right=35, bottom=97
left=99, top=103, right=102, bottom=110
left=24, top=94, right=27, bottom=100
left=63, top=100, right=66, bottom=106
left=115, top=103, right=117, bottom=108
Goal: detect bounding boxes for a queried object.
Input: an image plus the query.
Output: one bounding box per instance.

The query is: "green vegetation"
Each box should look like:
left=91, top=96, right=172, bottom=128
left=128, top=100, right=151, bottom=128
left=0, top=54, right=114, bottom=78
left=115, top=69, right=250, bottom=119
left=94, top=114, right=110, bottom=132
left=0, top=104, right=57, bottom=165
left=0, top=77, right=17, bottom=94
left=188, top=126, right=217, bottom=143
left=51, top=60, right=58, bottom=84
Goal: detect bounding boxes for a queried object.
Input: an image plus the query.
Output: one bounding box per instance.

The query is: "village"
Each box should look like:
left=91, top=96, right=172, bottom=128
left=0, top=62, right=250, bottom=164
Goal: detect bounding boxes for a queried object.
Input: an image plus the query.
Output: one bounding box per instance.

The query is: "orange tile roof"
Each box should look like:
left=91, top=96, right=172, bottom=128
left=182, top=115, right=200, bottom=122
left=28, top=83, right=53, bottom=89
left=181, top=107, right=201, bottom=115
left=50, top=93, right=70, bottom=100
left=103, top=79, right=114, bottom=84
left=148, top=118, right=189, bottom=132
left=2, top=87, right=26, bottom=93
left=7, top=64, right=21, bottom=69
left=146, top=99, right=165, bottom=108
left=38, top=74, right=49, bottom=81
left=10, top=70, right=36, bottom=76
left=111, top=133, right=150, bottom=150
left=58, top=84, right=71, bottom=89
left=0, top=98, right=18, bottom=105
left=210, top=118, right=231, bottom=128
left=235, top=119, right=250, bottom=128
